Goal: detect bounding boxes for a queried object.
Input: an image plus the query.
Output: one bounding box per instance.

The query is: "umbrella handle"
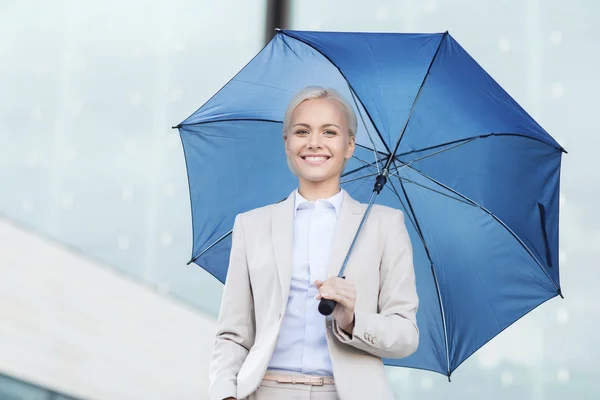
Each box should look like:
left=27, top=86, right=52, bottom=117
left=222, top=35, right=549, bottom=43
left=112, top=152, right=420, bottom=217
left=318, top=298, right=337, bottom=316
left=318, top=276, right=345, bottom=316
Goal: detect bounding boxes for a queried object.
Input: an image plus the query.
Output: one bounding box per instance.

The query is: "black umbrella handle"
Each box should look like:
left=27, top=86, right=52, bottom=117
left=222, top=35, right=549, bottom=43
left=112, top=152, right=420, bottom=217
left=318, top=298, right=337, bottom=316
left=318, top=276, right=345, bottom=316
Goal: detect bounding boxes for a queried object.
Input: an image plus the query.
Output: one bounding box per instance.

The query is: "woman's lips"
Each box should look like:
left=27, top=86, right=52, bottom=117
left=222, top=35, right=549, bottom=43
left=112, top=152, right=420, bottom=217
left=301, top=155, right=330, bottom=165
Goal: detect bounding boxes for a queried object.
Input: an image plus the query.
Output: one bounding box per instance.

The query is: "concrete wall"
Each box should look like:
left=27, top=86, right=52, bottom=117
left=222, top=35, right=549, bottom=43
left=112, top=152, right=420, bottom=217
left=0, top=218, right=216, bottom=400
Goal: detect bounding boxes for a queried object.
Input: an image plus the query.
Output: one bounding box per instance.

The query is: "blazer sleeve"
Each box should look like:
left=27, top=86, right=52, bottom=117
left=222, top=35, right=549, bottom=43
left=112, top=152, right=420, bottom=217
left=209, top=214, right=256, bottom=400
left=332, top=209, right=419, bottom=359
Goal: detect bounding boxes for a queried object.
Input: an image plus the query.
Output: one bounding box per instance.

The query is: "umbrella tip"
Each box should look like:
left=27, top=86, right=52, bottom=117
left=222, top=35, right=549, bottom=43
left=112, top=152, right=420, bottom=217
left=558, top=288, right=564, bottom=299
left=447, top=374, right=452, bottom=383
left=172, top=124, right=182, bottom=129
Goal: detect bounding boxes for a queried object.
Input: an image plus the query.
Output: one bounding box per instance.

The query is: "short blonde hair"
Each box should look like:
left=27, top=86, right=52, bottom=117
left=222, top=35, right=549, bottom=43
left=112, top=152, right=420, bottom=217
left=282, top=86, right=357, bottom=175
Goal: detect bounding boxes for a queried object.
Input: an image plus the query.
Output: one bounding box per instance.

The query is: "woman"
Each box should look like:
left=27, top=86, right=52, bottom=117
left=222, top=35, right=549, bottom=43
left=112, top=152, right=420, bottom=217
left=209, top=87, right=419, bottom=400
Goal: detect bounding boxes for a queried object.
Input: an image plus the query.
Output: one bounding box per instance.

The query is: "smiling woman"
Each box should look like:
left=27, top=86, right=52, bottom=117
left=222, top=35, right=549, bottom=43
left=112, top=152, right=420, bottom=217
left=208, top=86, right=419, bottom=400
left=283, top=87, right=357, bottom=201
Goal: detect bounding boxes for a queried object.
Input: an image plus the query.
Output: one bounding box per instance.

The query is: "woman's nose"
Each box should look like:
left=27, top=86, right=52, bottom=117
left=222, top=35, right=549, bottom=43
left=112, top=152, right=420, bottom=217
left=307, top=132, right=322, bottom=148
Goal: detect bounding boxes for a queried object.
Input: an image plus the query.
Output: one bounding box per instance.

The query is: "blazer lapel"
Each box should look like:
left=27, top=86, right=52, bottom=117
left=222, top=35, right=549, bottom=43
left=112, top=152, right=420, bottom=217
left=271, top=192, right=295, bottom=305
left=326, top=190, right=365, bottom=278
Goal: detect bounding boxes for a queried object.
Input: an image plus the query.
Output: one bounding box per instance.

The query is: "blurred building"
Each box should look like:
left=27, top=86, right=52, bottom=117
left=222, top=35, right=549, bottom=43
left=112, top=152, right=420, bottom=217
left=0, top=218, right=215, bottom=399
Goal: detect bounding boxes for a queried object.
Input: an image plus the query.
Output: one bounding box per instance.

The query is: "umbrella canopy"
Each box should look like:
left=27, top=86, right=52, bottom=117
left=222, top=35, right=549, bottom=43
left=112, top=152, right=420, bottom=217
left=175, top=29, right=565, bottom=378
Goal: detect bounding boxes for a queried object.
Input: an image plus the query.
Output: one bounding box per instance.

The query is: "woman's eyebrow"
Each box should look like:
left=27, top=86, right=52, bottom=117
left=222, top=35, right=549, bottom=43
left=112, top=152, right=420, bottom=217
left=292, top=123, right=341, bottom=129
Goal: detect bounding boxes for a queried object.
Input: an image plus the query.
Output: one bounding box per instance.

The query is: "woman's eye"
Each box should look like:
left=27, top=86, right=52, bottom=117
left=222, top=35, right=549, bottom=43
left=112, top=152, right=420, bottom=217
left=324, top=130, right=337, bottom=136
left=295, top=129, right=309, bottom=135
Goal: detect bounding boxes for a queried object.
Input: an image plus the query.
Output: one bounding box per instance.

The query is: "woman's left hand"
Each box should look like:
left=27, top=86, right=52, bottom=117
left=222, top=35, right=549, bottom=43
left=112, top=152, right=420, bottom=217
left=315, top=277, right=356, bottom=333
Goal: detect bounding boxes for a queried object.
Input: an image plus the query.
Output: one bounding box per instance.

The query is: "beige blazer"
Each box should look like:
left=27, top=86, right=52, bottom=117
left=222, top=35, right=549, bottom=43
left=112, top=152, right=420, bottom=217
left=209, top=190, right=419, bottom=400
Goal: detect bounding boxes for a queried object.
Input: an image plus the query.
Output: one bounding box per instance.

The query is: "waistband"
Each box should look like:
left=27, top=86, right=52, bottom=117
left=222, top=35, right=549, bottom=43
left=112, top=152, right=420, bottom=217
left=263, top=371, right=335, bottom=386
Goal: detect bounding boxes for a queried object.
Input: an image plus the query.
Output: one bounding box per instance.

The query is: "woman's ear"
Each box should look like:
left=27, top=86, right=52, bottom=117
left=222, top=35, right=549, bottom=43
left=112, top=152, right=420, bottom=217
left=283, top=134, right=290, bottom=155
left=346, top=135, right=356, bottom=159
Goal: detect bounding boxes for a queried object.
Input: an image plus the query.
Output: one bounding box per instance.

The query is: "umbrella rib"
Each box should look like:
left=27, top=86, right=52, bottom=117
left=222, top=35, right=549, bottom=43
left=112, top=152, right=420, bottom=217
left=341, top=155, right=388, bottom=178
left=340, top=171, right=380, bottom=185
left=491, top=132, right=566, bottom=153
left=385, top=177, right=424, bottom=246
left=388, top=170, right=474, bottom=207
left=344, top=170, right=375, bottom=201
left=174, top=32, right=276, bottom=128
left=340, top=161, right=376, bottom=178
left=404, top=164, right=562, bottom=295
left=280, top=30, right=391, bottom=155
left=389, top=160, right=452, bottom=379
left=352, top=154, right=381, bottom=170
left=396, top=133, right=566, bottom=158
left=174, top=117, right=283, bottom=129
left=391, top=137, right=477, bottom=177
left=347, top=82, right=383, bottom=173
left=386, top=31, right=448, bottom=169
left=398, top=137, right=478, bottom=166
left=187, top=196, right=290, bottom=265
left=355, top=143, right=388, bottom=156
left=187, top=229, right=233, bottom=265
left=396, top=137, right=476, bottom=158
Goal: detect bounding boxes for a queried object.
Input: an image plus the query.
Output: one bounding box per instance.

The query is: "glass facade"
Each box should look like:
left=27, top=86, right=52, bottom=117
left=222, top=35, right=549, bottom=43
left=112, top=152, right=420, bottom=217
left=0, top=374, right=79, bottom=400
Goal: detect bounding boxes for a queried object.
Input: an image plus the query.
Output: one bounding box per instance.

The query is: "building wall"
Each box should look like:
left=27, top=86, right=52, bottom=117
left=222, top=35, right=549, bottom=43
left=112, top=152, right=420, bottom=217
left=0, top=218, right=216, bottom=400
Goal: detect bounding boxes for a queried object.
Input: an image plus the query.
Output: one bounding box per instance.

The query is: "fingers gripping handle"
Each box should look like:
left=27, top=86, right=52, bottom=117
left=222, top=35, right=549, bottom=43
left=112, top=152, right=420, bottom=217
left=318, top=276, right=345, bottom=316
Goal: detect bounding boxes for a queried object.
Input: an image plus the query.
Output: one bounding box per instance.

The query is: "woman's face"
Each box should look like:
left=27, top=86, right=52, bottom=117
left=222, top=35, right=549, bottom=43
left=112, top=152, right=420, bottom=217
left=285, top=98, right=355, bottom=187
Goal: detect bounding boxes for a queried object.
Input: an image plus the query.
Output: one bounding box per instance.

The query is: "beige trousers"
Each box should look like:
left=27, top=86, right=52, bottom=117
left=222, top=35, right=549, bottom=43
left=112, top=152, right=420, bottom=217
left=245, top=371, right=338, bottom=400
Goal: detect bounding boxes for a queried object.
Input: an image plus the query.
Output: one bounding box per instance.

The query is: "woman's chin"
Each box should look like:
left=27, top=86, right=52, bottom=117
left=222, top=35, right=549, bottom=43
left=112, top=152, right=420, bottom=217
left=297, top=173, right=340, bottom=185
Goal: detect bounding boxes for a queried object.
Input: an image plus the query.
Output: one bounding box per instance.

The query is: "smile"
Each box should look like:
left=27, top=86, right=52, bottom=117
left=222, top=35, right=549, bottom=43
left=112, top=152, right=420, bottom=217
left=301, top=155, right=331, bottom=165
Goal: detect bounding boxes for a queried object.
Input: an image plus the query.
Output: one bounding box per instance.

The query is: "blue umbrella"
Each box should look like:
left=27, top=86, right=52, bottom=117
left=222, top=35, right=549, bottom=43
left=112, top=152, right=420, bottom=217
left=175, top=30, right=565, bottom=379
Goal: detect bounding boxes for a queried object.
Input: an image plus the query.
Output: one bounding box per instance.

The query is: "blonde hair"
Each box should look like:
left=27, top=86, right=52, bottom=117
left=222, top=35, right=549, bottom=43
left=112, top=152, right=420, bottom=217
left=282, top=86, right=357, bottom=175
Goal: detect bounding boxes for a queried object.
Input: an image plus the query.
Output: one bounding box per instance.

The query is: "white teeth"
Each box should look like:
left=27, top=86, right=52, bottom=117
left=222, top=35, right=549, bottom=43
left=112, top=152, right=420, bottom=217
left=304, top=156, right=328, bottom=162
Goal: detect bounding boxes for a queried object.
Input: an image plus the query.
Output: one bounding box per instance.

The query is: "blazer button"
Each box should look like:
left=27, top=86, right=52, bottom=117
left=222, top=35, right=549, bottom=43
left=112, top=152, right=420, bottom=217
left=364, top=332, right=369, bottom=340
left=372, top=337, right=377, bottom=344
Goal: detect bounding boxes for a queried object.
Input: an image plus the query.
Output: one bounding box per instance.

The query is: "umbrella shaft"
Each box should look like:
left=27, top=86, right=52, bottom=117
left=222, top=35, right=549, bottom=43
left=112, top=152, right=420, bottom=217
left=337, top=173, right=386, bottom=277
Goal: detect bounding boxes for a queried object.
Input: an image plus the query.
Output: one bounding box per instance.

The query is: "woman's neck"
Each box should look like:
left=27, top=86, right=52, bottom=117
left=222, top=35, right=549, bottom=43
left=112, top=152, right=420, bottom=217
left=298, top=178, right=341, bottom=201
